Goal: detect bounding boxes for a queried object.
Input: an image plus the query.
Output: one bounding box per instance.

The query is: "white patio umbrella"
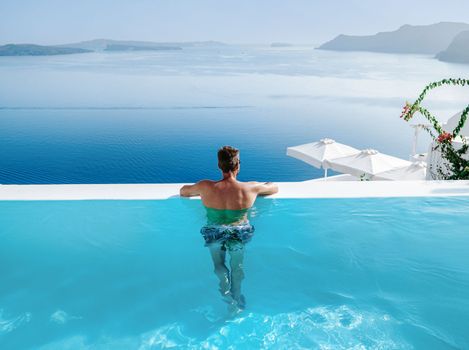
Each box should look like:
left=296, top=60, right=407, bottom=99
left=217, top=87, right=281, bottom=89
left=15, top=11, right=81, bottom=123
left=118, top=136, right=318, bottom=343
left=286, top=138, right=360, bottom=177
left=324, top=149, right=411, bottom=179
left=372, top=161, right=427, bottom=181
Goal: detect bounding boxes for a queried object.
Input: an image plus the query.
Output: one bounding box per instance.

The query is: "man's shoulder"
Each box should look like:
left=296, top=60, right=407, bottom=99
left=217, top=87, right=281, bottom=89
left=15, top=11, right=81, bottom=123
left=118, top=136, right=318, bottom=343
left=240, top=181, right=277, bottom=194
left=196, top=179, right=217, bottom=187
left=239, top=181, right=262, bottom=191
left=241, top=181, right=263, bottom=186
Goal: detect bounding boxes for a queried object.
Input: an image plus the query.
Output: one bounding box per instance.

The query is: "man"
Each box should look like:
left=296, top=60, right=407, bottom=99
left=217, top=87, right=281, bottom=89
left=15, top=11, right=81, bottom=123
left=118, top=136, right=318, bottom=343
left=180, top=146, right=278, bottom=310
left=179, top=145, right=278, bottom=209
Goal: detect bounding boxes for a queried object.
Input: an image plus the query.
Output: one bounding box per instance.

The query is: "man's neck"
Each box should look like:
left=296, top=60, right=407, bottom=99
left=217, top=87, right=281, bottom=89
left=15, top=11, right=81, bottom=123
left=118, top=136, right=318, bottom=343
left=222, top=172, right=237, bottom=181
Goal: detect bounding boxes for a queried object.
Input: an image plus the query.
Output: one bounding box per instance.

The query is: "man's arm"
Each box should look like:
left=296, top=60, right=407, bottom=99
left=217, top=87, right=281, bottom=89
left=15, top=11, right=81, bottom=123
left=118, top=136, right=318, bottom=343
left=252, top=182, right=279, bottom=196
left=179, top=180, right=208, bottom=197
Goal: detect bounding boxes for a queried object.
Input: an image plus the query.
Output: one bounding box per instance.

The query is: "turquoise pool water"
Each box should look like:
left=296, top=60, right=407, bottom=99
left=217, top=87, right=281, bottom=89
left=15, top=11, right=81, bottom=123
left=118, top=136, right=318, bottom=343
left=1, top=197, right=469, bottom=349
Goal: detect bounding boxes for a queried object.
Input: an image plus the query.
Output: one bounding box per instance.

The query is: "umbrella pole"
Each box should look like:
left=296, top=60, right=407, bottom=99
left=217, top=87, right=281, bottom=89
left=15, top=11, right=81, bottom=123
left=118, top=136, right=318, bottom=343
left=324, top=168, right=328, bottom=179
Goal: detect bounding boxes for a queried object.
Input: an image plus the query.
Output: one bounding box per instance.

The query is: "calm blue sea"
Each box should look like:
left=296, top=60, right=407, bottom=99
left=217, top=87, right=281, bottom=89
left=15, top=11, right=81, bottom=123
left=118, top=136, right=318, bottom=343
left=1, top=46, right=469, bottom=184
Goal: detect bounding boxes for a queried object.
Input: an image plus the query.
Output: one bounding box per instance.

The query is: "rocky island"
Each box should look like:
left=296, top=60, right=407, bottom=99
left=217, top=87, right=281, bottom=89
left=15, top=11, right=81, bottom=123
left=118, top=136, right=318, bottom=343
left=318, top=22, right=469, bottom=55
left=0, top=39, right=226, bottom=56
left=0, top=44, right=92, bottom=56
left=436, top=30, right=469, bottom=63
left=60, top=39, right=225, bottom=51
left=104, top=44, right=182, bottom=51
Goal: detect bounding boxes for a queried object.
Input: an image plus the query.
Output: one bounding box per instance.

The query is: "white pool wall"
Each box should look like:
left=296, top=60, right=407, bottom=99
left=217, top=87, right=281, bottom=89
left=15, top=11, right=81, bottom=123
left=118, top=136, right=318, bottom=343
left=1, top=180, right=469, bottom=200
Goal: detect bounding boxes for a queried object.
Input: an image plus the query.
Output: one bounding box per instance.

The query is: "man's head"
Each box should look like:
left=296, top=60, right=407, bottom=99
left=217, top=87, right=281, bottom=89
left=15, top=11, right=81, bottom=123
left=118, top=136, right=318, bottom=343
left=218, top=146, right=240, bottom=174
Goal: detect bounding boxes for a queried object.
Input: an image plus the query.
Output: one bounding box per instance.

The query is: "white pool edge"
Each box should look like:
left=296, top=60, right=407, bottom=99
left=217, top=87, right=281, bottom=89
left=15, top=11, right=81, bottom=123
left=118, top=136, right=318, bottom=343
left=1, top=180, right=469, bottom=200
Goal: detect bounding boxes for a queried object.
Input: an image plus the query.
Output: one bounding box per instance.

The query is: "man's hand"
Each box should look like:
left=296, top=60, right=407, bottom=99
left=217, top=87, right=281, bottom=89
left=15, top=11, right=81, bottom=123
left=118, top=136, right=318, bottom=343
left=253, top=182, right=279, bottom=196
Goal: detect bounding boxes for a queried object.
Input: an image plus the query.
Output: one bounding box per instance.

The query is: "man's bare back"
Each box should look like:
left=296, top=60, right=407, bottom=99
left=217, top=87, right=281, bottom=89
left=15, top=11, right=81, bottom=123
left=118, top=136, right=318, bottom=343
left=179, top=146, right=278, bottom=210
left=180, top=177, right=278, bottom=210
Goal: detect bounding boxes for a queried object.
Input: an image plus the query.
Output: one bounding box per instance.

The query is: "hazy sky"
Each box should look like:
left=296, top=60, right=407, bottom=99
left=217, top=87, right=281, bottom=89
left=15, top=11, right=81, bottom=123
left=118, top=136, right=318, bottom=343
left=1, top=0, right=469, bottom=45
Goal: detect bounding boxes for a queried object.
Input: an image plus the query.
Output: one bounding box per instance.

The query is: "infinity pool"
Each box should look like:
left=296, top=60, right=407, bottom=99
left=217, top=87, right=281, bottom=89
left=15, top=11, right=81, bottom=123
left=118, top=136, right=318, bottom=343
left=1, top=197, right=468, bottom=349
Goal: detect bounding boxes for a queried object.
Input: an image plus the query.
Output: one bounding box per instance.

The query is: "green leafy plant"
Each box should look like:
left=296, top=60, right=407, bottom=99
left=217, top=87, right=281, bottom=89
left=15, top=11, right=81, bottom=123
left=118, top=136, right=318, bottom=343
left=400, top=78, right=469, bottom=180
left=359, top=173, right=370, bottom=181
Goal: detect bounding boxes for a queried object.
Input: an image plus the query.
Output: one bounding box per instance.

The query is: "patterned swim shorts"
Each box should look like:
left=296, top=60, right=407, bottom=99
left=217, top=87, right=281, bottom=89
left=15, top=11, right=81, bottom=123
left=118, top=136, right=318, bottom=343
left=200, top=224, right=255, bottom=251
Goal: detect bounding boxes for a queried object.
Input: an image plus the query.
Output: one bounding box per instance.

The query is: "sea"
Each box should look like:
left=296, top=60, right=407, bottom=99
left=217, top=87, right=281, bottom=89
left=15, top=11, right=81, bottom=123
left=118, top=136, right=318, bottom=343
left=1, top=45, right=469, bottom=184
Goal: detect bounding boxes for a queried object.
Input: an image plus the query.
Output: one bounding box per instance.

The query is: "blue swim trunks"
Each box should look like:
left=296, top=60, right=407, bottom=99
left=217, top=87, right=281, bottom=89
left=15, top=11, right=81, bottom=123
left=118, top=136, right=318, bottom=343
left=200, top=224, right=255, bottom=251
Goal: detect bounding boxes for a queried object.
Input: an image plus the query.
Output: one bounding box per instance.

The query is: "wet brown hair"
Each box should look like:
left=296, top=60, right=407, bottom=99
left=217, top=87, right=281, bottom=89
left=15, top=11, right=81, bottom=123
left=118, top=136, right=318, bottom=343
left=218, top=146, right=240, bottom=173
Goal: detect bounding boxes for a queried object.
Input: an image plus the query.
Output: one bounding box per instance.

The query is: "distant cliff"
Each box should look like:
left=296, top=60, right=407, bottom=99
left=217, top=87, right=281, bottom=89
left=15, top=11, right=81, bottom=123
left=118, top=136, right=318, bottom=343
left=104, top=44, right=182, bottom=52
left=0, top=39, right=228, bottom=56
left=61, top=39, right=226, bottom=51
left=318, top=22, right=469, bottom=55
left=0, top=44, right=92, bottom=56
left=436, top=30, right=469, bottom=63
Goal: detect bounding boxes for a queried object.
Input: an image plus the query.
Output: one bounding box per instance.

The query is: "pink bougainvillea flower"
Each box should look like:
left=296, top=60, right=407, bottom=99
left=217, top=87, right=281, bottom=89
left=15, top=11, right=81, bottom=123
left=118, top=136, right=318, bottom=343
left=437, top=131, right=453, bottom=143
left=400, top=102, right=414, bottom=120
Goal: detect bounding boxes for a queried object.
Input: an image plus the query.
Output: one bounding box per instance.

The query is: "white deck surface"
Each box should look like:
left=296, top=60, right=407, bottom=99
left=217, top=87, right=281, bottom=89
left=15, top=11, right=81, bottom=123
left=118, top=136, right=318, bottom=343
left=1, top=180, right=469, bottom=200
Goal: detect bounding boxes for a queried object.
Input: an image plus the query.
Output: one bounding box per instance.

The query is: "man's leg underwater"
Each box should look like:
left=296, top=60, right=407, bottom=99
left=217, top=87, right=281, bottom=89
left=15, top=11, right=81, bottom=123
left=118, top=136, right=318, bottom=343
left=208, top=243, right=231, bottom=298
left=228, top=244, right=246, bottom=309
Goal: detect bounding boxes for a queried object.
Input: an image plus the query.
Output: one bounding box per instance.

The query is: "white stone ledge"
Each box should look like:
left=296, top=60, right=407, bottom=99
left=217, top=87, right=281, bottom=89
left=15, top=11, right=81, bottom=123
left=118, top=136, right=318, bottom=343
left=1, top=180, right=469, bottom=201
